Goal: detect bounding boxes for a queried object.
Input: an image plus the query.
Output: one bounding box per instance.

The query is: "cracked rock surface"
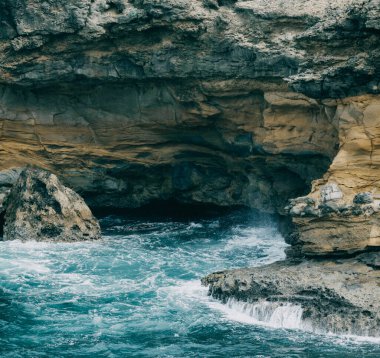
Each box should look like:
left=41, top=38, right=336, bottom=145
left=0, top=0, right=379, bottom=216
left=3, top=167, right=101, bottom=242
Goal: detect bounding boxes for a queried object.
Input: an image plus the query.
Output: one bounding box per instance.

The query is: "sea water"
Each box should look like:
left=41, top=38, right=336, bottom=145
left=0, top=210, right=379, bottom=357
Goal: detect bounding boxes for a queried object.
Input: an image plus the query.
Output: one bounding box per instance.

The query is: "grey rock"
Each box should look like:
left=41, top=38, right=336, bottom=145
left=357, top=252, right=380, bottom=269
left=202, top=258, right=380, bottom=336
left=0, top=168, right=22, bottom=214
left=3, top=167, right=101, bottom=242
left=0, top=1, right=378, bottom=98
left=319, top=201, right=339, bottom=214
left=0, top=167, right=22, bottom=187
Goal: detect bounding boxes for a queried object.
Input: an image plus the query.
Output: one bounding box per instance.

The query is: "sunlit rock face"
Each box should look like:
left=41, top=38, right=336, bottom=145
left=0, top=0, right=379, bottom=250
left=287, top=95, right=380, bottom=256
left=3, top=167, right=101, bottom=242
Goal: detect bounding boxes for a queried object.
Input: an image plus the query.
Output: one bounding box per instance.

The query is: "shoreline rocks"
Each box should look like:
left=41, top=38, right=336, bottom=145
left=202, top=255, right=380, bottom=336
left=0, top=0, right=378, bottom=337
left=2, top=167, right=101, bottom=242
left=285, top=183, right=380, bottom=257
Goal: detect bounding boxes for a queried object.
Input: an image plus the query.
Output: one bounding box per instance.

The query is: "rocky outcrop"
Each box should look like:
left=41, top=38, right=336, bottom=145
left=201, top=93, right=380, bottom=337
left=0, top=0, right=379, bottom=98
left=3, top=167, right=101, bottom=241
left=286, top=95, right=380, bottom=256
left=202, top=255, right=380, bottom=336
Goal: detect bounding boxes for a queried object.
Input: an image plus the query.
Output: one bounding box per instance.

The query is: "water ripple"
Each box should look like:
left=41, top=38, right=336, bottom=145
left=1, top=210, right=379, bottom=357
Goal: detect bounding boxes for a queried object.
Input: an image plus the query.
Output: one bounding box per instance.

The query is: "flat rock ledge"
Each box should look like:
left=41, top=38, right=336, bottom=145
left=202, top=255, right=380, bottom=337
left=2, top=167, right=101, bottom=242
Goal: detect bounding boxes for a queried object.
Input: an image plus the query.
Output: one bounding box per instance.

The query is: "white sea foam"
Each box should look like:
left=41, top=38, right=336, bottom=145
left=1, top=216, right=379, bottom=355
left=207, top=298, right=303, bottom=329
left=224, top=226, right=288, bottom=266
left=206, top=297, right=380, bottom=343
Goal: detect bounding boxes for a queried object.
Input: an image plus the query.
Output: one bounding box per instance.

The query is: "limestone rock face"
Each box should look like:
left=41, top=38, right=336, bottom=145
left=0, top=84, right=336, bottom=213
left=286, top=95, right=380, bottom=257
left=202, top=257, right=380, bottom=336
left=3, top=167, right=101, bottom=242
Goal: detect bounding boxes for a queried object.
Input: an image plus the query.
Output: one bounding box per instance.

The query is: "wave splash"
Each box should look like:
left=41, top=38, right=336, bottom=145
left=207, top=297, right=380, bottom=344
left=219, top=298, right=304, bottom=329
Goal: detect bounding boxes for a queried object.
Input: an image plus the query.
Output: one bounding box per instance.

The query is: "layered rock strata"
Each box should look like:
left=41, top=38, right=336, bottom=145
left=0, top=84, right=336, bottom=212
left=0, top=0, right=379, bottom=216
left=286, top=95, right=380, bottom=256
left=3, top=167, right=101, bottom=241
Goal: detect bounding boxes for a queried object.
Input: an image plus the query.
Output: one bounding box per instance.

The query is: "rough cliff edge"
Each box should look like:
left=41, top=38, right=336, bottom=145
left=0, top=0, right=380, bottom=332
left=0, top=0, right=379, bottom=217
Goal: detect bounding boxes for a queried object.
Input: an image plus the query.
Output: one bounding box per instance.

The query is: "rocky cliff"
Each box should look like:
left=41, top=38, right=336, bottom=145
left=0, top=0, right=380, bottom=254
left=1, top=0, right=380, bottom=337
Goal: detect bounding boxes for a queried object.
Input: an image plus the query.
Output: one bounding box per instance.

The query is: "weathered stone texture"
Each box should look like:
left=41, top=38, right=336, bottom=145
left=3, top=167, right=101, bottom=242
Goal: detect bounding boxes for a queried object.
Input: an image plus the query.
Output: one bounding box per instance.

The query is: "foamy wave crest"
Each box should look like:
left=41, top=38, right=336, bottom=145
left=210, top=298, right=380, bottom=343
left=222, top=299, right=303, bottom=329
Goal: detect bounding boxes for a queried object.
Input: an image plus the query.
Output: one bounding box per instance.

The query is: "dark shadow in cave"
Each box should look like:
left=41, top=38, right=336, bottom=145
left=92, top=199, right=246, bottom=223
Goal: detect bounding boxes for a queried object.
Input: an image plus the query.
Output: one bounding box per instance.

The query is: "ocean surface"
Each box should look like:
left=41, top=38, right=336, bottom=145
left=1, top=210, right=379, bottom=357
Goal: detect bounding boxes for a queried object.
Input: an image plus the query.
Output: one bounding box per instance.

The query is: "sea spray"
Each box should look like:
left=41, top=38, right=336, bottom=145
left=1, top=211, right=379, bottom=357
left=213, top=298, right=304, bottom=329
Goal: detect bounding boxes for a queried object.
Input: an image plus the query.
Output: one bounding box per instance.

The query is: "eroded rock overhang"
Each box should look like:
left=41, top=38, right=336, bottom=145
left=0, top=0, right=380, bottom=255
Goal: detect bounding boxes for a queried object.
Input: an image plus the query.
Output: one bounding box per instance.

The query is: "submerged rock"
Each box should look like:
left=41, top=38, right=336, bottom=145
left=202, top=257, right=380, bottom=336
left=3, top=167, right=101, bottom=242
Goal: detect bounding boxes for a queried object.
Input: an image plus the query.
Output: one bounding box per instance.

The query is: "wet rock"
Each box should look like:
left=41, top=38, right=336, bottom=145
left=202, top=258, right=380, bottom=336
left=3, top=167, right=101, bottom=242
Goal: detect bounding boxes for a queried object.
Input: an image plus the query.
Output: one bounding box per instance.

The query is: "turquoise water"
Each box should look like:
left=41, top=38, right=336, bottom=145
left=1, top=210, right=379, bottom=357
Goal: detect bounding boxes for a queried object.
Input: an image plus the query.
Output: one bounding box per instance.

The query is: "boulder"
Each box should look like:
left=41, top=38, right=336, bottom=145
left=3, top=167, right=101, bottom=242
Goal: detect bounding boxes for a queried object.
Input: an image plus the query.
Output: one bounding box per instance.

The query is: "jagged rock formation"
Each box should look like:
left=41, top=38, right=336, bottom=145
left=202, top=255, right=380, bottom=336
left=0, top=0, right=379, bottom=97
left=3, top=167, right=101, bottom=241
left=286, top=95, right=380, bottom=256
left=0, top=0, right=379, bottom=215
